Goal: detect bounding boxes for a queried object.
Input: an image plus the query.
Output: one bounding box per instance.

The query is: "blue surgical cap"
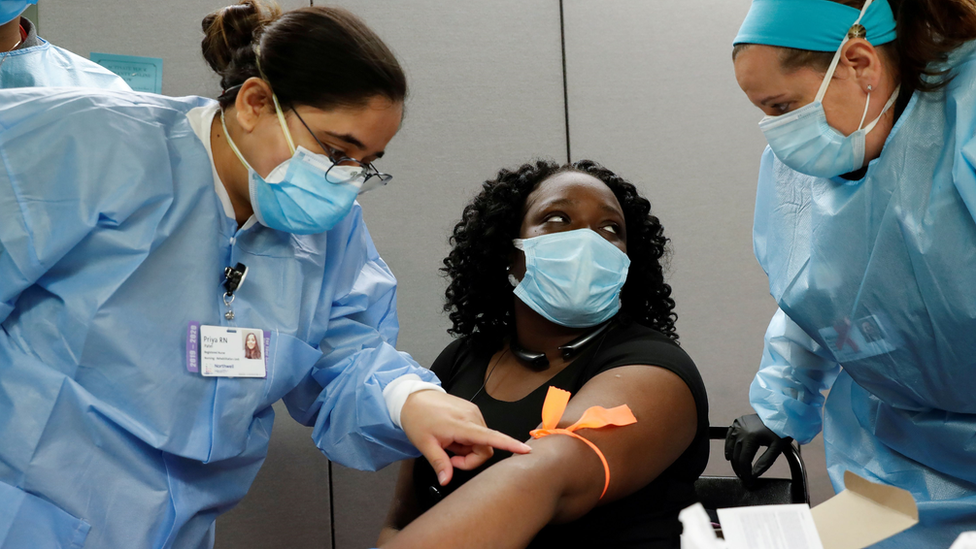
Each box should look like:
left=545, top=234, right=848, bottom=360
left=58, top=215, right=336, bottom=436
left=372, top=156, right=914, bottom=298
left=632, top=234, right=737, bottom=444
left=734, top=0, right=897, bottom=51
left=0, top=0, right=38, bottom=26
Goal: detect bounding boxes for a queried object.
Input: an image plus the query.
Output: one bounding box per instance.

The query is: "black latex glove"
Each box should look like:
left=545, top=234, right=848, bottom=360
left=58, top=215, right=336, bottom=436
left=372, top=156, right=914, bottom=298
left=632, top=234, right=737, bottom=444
left=725, top=414, right=794, bottom=488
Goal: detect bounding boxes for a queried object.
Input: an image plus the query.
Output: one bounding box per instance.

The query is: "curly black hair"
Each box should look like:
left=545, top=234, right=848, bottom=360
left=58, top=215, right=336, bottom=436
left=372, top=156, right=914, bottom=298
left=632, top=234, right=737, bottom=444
left=442, top=159, right=678, bottom=350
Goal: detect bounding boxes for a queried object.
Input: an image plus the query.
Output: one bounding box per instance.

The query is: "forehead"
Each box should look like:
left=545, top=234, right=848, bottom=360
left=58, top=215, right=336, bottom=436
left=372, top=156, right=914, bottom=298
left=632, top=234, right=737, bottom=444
left=298, top=97, right=403, bottom=148
left=524, top=171, right=623, bottom=215
left=733, top=45, right=820, bottom=101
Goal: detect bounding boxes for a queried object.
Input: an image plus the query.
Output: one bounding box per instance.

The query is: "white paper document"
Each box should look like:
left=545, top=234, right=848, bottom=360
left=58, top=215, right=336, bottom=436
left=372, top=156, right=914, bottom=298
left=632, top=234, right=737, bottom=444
left=718, top=504, right=824, bottom=549
left=950, top=532, right=976, bottom=549
left=679, top=503, right=726, bottom=549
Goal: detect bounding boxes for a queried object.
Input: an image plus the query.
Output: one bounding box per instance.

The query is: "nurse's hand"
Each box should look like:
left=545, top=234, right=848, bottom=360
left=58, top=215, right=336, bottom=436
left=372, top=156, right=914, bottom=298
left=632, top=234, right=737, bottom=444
left=400, top=390, right=532, bottom=486
left=725, top=414, right=794, bottom=488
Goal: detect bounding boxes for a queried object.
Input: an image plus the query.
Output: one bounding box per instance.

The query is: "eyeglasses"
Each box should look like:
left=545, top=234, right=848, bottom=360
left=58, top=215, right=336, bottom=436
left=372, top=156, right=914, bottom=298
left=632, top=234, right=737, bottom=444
left=292, top=109, right=393, bottom=194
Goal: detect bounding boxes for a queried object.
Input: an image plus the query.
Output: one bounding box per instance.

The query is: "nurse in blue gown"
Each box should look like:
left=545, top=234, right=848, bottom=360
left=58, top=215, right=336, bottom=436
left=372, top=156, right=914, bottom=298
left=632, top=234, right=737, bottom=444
left=0, top=2, right=527, bottom=548
left=0, top=0, right=130, bottom=90
left=724, top=0, right=976, bottom=546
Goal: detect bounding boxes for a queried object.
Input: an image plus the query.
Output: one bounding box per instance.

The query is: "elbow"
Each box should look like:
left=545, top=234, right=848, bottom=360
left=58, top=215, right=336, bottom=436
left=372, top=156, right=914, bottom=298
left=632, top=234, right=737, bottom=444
left=505, top=437, right=606, bottom=524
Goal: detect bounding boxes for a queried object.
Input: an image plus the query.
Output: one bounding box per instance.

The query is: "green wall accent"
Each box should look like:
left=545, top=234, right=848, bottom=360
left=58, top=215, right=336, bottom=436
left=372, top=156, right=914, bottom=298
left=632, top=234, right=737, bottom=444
left=21, top=5, right=38, bottom=33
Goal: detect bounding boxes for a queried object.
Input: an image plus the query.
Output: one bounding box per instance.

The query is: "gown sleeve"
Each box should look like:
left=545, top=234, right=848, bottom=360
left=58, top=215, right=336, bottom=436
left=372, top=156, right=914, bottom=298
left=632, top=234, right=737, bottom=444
left=281, top=206, right=441, bottom=470
left=750, top=308, right=842, bottom=444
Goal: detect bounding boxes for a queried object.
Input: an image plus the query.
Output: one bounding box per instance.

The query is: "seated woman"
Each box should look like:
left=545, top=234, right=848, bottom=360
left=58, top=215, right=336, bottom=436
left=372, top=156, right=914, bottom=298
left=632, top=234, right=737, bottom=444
left=378, top=160, right=709, bottom=549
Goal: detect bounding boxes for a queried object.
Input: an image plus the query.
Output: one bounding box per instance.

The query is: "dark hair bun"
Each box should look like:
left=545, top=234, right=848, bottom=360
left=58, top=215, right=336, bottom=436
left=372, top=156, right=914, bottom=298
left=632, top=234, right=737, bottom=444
left=201, top=1, right=281, bottom=76
left=203, top=3, right=406, bottom=110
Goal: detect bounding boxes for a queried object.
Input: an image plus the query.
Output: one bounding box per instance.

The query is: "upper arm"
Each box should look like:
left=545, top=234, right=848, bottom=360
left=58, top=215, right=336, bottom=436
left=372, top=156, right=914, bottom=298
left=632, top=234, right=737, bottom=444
left=380, top=363, right=700, bottom=549
left=383, top=458, right=421, bottom=533
left=541, top=363, right=699, bottom=520
left=427, top=338, right=465, bottom=387
left=281, top=209, right=439, bottom=469
left=322, top=213, right=401, bottom=348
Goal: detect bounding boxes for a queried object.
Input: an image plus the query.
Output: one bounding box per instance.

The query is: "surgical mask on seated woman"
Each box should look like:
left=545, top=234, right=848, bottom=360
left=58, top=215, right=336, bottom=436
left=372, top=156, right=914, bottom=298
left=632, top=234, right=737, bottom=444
left=510, top=228, right=631, bottom=328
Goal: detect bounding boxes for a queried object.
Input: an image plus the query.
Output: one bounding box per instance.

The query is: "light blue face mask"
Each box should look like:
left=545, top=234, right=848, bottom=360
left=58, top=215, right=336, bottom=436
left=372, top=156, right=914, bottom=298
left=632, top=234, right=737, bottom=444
left=511, top=228, right=631, bottom=328
left=0, top=0, right=36, bottom=26
left=221, top=95, right=365, bottom=234
left=758, top=0, right=900, bottom=179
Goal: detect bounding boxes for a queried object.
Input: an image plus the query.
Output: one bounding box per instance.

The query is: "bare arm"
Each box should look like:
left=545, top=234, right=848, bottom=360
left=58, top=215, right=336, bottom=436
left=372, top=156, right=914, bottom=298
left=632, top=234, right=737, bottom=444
left=379, top=364, right=699, bottom=549
left=399, top=390, right=532, bottom=485
left=377, top=458, right=421, bottom=545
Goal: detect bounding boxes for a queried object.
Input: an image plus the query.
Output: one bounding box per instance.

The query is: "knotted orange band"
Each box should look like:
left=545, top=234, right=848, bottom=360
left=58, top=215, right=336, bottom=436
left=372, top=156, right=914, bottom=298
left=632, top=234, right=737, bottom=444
left=529, top=386, right=637, bottom=498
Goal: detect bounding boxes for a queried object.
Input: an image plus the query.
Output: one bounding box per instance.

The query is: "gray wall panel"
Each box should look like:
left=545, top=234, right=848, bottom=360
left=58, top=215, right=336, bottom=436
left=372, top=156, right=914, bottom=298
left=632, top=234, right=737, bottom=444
left=326, top=2, right=567, bottom=547
left=215, top=403, right=332, bottom=549
left=40, top=0, right=309, bottom=98
left=562, top=0, right=831, bottom=504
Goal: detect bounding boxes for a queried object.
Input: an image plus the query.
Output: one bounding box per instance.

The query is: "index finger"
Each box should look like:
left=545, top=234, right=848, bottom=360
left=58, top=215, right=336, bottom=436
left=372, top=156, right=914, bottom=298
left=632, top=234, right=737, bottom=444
left=451, top=424, right=532, bottom=455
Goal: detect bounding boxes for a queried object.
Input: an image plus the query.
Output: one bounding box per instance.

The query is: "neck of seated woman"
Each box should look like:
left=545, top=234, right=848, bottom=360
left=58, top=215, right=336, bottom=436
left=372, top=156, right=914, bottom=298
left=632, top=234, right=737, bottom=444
left=482, top=301, right=592, bottom=402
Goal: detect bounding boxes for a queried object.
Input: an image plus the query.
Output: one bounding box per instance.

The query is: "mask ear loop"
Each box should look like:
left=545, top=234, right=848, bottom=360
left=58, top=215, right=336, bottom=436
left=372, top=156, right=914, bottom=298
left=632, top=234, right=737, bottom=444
left=857, top=88, right=872, bottom=130
left=220, top=110, right=255, bottom=172
left=270, top=94, right=296, bottom=156
left=815, top=0, right=877, bottom=104
left=861, top=84, right=901, bottom=133
left=254, top=45, right=297, bottom=156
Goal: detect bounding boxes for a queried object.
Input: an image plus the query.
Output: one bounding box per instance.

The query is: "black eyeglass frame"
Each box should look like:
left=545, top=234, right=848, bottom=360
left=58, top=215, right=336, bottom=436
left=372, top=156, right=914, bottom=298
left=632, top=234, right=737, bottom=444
left=292, top=109, right=392, bottom=194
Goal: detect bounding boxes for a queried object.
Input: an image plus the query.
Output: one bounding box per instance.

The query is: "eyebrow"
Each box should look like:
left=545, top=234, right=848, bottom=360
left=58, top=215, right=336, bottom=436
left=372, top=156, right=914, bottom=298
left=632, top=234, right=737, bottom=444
left=599, top=203, right=624, bottom=217
left=322, top=131, right=385, bottom=159
left=543, top=198, right=624, bottom=218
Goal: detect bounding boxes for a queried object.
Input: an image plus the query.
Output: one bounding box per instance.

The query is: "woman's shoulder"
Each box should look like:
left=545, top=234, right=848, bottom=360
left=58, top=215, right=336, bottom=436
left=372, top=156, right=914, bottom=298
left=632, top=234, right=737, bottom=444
left=429, top=336, right=480, bottom=385
left=600, top=320, right=696, bottom=369
left=586, top=319, right=706, bottom=402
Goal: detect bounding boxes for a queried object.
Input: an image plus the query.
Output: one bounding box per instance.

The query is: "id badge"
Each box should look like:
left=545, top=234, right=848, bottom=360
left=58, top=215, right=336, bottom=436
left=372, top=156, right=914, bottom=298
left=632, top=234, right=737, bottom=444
left=187, top=321, right=268, bottom=378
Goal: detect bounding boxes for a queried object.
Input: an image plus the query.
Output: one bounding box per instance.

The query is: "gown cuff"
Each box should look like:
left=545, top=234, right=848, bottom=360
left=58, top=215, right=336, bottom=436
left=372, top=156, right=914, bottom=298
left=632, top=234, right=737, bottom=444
left=382, top=374, right=445, bottom=428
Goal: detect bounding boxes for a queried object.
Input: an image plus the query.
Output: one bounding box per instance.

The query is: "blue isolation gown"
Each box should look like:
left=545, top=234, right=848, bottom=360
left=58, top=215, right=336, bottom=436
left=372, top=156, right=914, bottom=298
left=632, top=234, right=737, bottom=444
left=750, top=42, right=976, bottom=547
left=0, top=34, right=130, bottom=90
left=0, top=88, right=437, bottom=549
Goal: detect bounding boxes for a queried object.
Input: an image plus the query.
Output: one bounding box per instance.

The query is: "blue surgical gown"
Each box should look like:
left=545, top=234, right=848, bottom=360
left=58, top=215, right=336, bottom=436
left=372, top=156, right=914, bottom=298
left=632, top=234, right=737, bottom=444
left=750, top=42, right=976, bottom=547
left=0, top=88, right=437, bottom=549
left=0, top=36, right=130, bottom=90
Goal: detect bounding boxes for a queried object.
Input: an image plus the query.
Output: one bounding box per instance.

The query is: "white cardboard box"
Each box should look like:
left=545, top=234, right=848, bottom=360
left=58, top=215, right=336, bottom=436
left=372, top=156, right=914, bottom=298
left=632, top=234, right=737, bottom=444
left=682, top=471, right=919, bottom=549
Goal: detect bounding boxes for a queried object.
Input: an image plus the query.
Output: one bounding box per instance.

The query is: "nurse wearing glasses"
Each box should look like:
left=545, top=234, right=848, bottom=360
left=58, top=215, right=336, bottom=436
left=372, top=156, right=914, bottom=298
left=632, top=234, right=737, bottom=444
left=0, top=2, right=527, bottom=548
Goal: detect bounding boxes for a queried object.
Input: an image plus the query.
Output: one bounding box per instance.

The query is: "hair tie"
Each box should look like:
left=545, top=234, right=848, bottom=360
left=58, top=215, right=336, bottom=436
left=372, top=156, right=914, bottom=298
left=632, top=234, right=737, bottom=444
left=218, top=83, right=244, bottom=101
left=529, top=386, right=637, bottom=499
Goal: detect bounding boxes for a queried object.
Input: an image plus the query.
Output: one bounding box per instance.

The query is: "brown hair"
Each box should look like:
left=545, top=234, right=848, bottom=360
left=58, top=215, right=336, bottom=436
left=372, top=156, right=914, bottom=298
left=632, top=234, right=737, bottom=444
left=201, top=1, right=407, bottom=110
left=733, top=0, right=976, bottom=93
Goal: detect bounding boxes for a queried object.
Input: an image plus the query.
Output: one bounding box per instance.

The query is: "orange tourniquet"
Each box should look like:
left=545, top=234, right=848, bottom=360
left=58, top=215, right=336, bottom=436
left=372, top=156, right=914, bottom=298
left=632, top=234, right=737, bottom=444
left=529, top=386, right=637, bottom=499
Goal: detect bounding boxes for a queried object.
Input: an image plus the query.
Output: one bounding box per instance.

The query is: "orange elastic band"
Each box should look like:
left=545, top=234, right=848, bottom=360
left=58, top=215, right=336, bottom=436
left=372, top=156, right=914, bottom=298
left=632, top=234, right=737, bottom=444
left=529, top=386, right=637, bottom=498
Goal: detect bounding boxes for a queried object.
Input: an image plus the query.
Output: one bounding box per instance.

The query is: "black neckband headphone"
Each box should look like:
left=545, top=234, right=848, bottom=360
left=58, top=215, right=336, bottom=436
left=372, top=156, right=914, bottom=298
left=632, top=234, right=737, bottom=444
left=509, top=320, right=613, bottom=371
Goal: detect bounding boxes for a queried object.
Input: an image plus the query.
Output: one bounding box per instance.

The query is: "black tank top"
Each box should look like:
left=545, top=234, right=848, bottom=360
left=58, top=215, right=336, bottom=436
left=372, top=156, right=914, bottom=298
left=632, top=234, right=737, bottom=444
left=412, top=319, right=709, bottom=548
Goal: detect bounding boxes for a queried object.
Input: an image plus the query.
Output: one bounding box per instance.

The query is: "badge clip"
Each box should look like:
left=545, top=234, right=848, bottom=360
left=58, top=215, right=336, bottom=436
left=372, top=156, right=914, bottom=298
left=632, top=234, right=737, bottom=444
left=222, top=263, right=248, bottom=320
